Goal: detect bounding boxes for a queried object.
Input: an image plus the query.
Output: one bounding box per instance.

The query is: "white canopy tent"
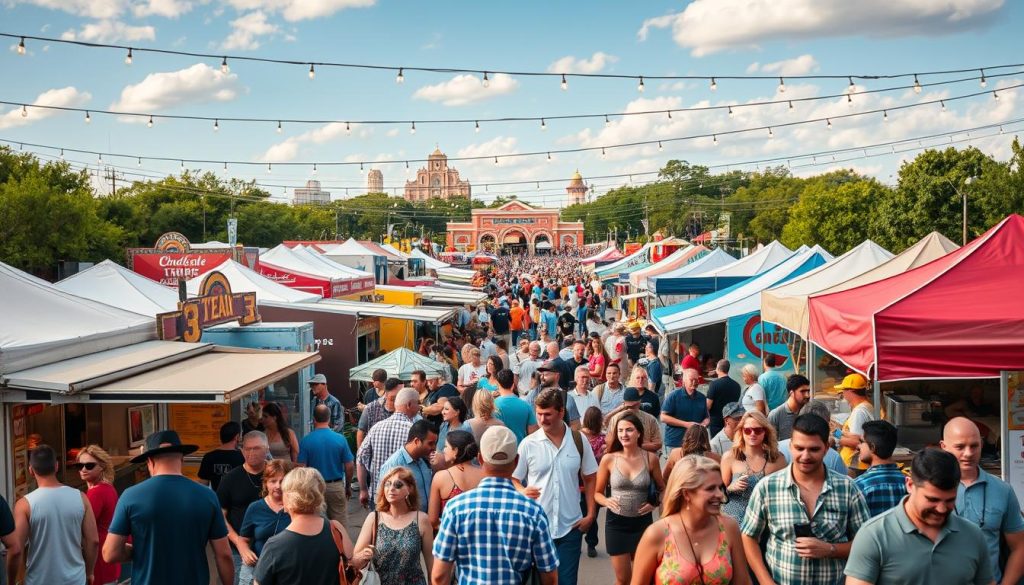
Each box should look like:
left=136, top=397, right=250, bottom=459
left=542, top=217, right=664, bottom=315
left=704, top=240, right=792, bottom=279
left=813, top=231, right=959, bottom=296
left=349, top=347, right=447, bottom=382
left=411, top=248, right=450, bottom=270
left=56, top=260, right=180, bottom=316
left=594, top=242, right=653, bottom=278
left=0, top=260, right=155, bottom=375
left=646, top=248, right=738, bottom=292
left=186, top=259, right=322, bottom=304
left=761, top=240, right=894, bottom=338
left=292, top=245, right=374, bottom=279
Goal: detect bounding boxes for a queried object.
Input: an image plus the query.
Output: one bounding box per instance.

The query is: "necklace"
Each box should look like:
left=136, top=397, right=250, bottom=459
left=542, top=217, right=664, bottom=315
left=244, top=467, right=263, bottom=489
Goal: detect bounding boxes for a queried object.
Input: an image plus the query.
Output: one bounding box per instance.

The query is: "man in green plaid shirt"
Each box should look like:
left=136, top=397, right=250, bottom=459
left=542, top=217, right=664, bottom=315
left=741, top=414, right=870, bottom=585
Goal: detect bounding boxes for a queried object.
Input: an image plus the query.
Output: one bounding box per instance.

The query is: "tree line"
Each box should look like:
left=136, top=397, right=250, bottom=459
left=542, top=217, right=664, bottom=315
left=1, top=139, right=1022, bottom=277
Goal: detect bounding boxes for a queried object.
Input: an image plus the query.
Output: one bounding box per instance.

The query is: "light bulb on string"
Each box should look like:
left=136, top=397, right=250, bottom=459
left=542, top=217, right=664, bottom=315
left=768, top=127, right=774, bottom=139
left=494, top=156, right=499, bottom=165
left=560, top=74, right=568, bottom=91
left=85, top=111, right=91, bottom=124
left=788, top=100, right=794, bottom=111
left=546, top=152, right=552, bottom=162
left=20, top=105, right=27, bottom=118
left=847, top=94, right=853, bottom=107
left=604, top=114, right=610, bottom=127
left=222, top=162, right=227, bottom=173
left=940, top=100, right=947, bottom=112
left=410, top=121, right=416, bottom=134
left=180, top=160, right=184, bottom=170
left=826, top=118, right=832, bottom=130
left=147, top=115, right=154, bottom=128
left=482, top=72, right=489, bottom=88
left=220, top=57, right=229, bottom=74
left=601, top=147, right=606, bottom=158
left=137, top=157, right=142, bottom=167
left=59, top=149, right=64, bottom=160
left=883, top=110, right=889, bottom=122
left=17, top=37, right=27, bottom=55
left=913, top=74, right=922, bottom=94
left=993, top=90, right=1000, bottom=101
left=360, top=163, right=364, bottom=174
left=666, top=110, right=672, bottom=119
left=710, top=77, right=717, bottom=91
left=312, top=163, right=318, bottom=175
left=980, top=69, right=987, bottom=88
left=346, top=121, right=351, bottom=135
left=213, top=119, right=219, bottom=132
left=712, top=134, right=718, bottom=146
left=657, top=141, right=663, bottom=152
left=267, top=163, right=272, bottom=174
left=396, top=68, right=404, bottom=84
left=125, top=48, right=133, bottom=65
left=637, top=76, right=645, bottom=93
left=540, top=118, right=547, bottom=131
left=475, top=120, right=480, bottom=133
left=848, top=76, right=855, bottom=92
left=778, top=77, right=785, bottom=93
left=727, top=106, right=734, bottom=118
left=98, top=153, right=103, bottom=164
left=308, top=64, right=316, bottom=80
left=277, top=121, right=282, bottom=134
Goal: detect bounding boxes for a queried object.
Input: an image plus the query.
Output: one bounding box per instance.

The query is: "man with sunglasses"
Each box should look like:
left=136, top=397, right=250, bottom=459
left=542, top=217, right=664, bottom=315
left=942, top=417, right=1024, bottom=585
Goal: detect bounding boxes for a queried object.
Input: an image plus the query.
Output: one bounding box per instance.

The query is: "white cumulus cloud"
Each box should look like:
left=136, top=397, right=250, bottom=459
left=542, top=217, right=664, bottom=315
left=638, top=0, right=1004, bottom=56
left=224, top=0, right=375, bottom=21
left=747, top=54, right=820, bottom=76
left=413, top=73, right=519, bottom=107
left=222, top=11, right=278, bottom=50
left=109, top=63, right=241, bottom=113
left=0, top=87, right=91, bottom=129
left=15, top=0, right=126, bottom=19
left=61, top=20, right=156, bottom=43
left=259, top=122, right=372, bottom=162
left=133, top=0, right=192, bottom=18
left=547, top=52, right=618, bottom=74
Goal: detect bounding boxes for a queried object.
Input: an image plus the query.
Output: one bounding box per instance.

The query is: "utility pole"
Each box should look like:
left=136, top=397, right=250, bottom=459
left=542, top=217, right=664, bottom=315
left=104, top=167, right=123, bottom=196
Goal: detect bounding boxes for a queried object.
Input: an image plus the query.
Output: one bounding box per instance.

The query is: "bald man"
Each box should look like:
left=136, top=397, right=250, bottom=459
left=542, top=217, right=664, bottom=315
left=942, top=417, right=1024, bottom=584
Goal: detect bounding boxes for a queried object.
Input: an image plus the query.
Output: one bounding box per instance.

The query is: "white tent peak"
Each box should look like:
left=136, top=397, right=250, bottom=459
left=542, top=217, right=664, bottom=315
left=55, top=259, right=180, bottom=316
left=186, top=258, right=321, bottom=304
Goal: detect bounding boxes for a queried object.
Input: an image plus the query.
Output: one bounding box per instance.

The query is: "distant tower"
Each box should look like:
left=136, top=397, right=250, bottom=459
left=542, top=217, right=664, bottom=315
left=566, top=170, right=588, bottom=206
left=367, top=169, right=383, bottom=193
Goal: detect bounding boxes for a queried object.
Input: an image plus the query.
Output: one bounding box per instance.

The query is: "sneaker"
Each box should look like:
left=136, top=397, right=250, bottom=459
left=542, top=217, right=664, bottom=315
left=587, top=546, right=597, bottom=558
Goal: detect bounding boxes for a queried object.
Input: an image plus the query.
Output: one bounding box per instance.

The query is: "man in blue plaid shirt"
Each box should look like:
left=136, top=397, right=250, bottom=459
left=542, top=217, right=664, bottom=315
left=741, top=414, right=870, bottom=585
left=853, top=420, right=907, bottom=517
left=432, top=426, right=558, bottom=585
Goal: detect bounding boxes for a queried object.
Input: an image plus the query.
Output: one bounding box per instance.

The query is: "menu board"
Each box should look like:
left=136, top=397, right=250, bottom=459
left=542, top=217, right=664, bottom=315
left=167, top=404, right=231, bottom=455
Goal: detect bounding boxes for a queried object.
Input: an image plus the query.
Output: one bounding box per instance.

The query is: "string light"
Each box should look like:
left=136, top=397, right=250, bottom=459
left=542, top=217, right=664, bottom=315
left=493, top=156, right=499, bottom=165
left=267, top=163, right=272, bottom=173
left=710, top=77, right=717, bottom=91
left=213, top=119, right=219, bottom=131
left=980, top=69, right=987, bottom=88
left=17, top=37, right=25, bottom=55
left=667, top=110, right=672, bottom=119
left=410, top=121, right=416, bottom=134
left=20, top=105, right=27, bottom=118
left=638, top=76, right=645, bottom=93
left=360, top=162, right=364, bottom=174
left=712, top=134, right=718, bottom=146
left=98, top=153, right=103, bottom=164
left=396, top=68, right=404, bottom=84
left=125, top=48, right=133, bottom=65
left=276, top=120, right=282, bottom=134
left=220, top=57, right=229, bottom=74
left=847, top=94, right=853, bottom=107
left=848, top=76, right=855, bottom=92
left=346, top=121, right=351, bottom=135
left=883, top=110, right=889, bottom=122
left=768, top=127, right=774, bottom=139
left=560, top=74, right=568, bottom=91
left=312, top=163, right=317, bottom=174
left=913, top=74, right=922, bottom=94
left=827, top=118, right=832, bottom=130
left=604, top=114, right=611, bottom=127
left=482, top=72, right=490, bottom=88
left=727, top=106, right=734, bottom=117
left=601, top=147, right=606, bottom=158
left=540, top=118, right=547, bottom=130
left=940, top=100, right=947, bottom=112
left=308, top=64, right=315, bottom=80
left=546, top=152, right=552, bottom=162
left=788, top=100, right=794, bottom=111
left=223, top=162, right=227, bottom=172
left=657, top=141, right=663, bottom=152
left=137, top=157, right=142, bottom=167
left=475, top=120, right=480, bottom=133
left=84, top=111, right=91, bottom=123
left=147, top=115, right=153, bottom=128
left=59, top=148, right=63, bottom=160
left=994, top=90, right=1000, bottom=101
left=778, top=77, right=785, bottom=93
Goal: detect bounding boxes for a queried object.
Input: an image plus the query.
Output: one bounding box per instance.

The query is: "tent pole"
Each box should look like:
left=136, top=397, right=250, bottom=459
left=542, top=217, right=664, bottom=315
left=1001, top=371, right=1009, bottom=481
left=873, top=380, right=881, bottom=419
left=806, top=341, right=815, bottom=395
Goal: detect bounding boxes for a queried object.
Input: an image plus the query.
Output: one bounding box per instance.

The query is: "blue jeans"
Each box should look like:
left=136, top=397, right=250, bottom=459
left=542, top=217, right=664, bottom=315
left=554, top=529, right=583, bottom=585
left=238, top=561, right=255, bottom=585
left=231, top=550, right=242, bottom=585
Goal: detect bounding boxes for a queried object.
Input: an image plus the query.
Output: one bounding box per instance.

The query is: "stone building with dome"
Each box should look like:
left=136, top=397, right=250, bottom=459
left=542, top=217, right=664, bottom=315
left=566, top=170, right=588, bottom=205
left=403, top=147, right=472, bottom=201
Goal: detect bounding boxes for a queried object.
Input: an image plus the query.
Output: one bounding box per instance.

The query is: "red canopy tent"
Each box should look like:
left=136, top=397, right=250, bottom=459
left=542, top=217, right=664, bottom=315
left=807, top=214, right=1024, bottom=381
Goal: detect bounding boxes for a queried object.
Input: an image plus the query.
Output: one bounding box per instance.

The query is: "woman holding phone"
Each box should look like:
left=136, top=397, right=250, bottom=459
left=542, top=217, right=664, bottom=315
left=720, top=411, right=785, bottom=521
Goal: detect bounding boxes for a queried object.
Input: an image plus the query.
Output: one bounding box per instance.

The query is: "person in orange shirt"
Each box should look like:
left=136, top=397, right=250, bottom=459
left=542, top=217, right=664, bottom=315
left=509, top=300, right=527, bottom=345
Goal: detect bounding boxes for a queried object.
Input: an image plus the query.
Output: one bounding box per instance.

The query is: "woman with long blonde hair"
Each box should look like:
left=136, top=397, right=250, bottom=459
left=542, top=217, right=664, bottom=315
left=462, top=389, right=505, bottom=443
left=75, top=445, right=120, bottom=585
left=720, top=411, right=786, bottom=521
left=631, top=455, right=750, bottom=585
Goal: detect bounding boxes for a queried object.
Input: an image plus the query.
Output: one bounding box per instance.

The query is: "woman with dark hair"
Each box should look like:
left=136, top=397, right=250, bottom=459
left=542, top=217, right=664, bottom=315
left=595, top=412, right=666, bottom=584
left=260, top=402, right=299, bottom=462
left=477, top=355, right=503, bottom=393
left=418, top=337, right=434, bottom=357
left=664, top=424, right=720, bottom=479
left=435, top=396, right=468, bottom=465
left=587, top=335, right=610, bottom=381
left=352, top=467, right=433, bottom=585
left=427, top=430, right=485, bottom=530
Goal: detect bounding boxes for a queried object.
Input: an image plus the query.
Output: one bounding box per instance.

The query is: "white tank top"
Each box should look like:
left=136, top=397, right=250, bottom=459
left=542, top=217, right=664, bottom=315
left=24, top=485, right=85, bottom=585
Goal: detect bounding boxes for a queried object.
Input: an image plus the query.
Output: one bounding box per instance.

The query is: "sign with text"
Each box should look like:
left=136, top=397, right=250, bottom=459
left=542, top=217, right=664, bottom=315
left=727, top=311, right=797, bottom=382
left=157, top=271, right=259, bottom=342
left=492, top=218, right=537, bottom=225
left=133, top=252, right=232, bottom=286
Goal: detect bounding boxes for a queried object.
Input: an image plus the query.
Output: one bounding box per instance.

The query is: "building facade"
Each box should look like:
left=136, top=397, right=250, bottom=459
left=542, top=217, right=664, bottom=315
left=293, top=180, right=331, bottom=205
left=367, top=169, right=384, bottom=193
left=446, top=200, right=584, bottom=254
left=403, top=148, right=471, bottom=201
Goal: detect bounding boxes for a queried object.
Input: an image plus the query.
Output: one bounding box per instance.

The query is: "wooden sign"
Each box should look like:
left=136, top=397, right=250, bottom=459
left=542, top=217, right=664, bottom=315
left=157, top=271, right=259, bottom=342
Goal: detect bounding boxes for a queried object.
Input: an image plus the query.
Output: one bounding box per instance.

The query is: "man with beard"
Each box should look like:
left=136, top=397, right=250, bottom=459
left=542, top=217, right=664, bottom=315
left=844, top=448, right=993, bottom=585
left=741, top=414, right=869, bottom=585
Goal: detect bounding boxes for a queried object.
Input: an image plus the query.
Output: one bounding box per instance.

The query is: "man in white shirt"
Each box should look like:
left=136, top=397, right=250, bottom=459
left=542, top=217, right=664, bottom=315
left=514, top=388, right=597, bottom=585
left=568, top=366, right=599, bottom=418
left=478, top=335, right=498, bottom=363
left=515, top=341, right=544, bottom=395
left=458, top=347, right=486, bottom=393
left=594, top=362, right=626, bottom=416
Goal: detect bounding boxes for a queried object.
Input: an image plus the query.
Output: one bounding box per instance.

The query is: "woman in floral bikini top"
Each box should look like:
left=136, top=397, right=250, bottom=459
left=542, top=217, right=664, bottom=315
left=630, top=455, right=751, bottom=585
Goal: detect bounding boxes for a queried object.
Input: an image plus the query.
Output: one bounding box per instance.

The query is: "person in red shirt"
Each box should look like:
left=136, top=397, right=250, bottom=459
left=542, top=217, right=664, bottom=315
left=680, top=343, right=702, bottom=371
left=75, top=445, right=121, bottom=585
left=509, top=299, right=527, bottom=345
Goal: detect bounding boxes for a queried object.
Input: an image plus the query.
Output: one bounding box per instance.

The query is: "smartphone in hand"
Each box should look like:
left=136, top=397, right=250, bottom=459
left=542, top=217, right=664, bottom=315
left=793, top=523, right=813, bottom=538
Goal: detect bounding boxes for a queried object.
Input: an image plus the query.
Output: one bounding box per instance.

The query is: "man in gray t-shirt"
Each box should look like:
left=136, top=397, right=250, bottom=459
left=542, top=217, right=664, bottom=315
left=766, top=374, right=809, bottom=441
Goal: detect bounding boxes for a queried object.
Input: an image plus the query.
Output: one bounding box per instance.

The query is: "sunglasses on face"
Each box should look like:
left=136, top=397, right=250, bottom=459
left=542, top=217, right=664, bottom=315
left=73, top=462, right=99, bottom=471
left=743, top=427, right=766, bottom=436
left=383, top=480, right=407, bottom=490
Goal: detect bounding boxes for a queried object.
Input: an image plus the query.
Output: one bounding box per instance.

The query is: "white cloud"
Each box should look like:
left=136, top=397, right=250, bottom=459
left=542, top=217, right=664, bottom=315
left=16, top=0, right=126, bottom=19
left=386, top=128, right=400, bottom=137
left=259, top=122, right=372, bottom=162
left=547, top=52, right=618, bottom=74
left=747, top=54, right=820, bottom=76
left=133, top=0, right=192, bottom=18
left=110, top=63, right=241, bottom=113
left=413, top=73, right=519, bottom=107
left=61, top=20, right=156, bottom=43
left=224, top=0, right=375, bottom=21
left=222, top=11, right=278, bottom=50
left=638, top=0, right=1004, bottom=56
left=0, top=87, right=91, bottom=129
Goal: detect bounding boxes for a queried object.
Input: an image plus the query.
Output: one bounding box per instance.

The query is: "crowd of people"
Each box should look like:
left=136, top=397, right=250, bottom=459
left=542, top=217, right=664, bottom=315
left=0, top=248, right=1021, bottom=585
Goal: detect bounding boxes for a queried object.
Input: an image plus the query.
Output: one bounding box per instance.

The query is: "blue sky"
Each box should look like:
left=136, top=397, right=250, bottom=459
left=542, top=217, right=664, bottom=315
left=1, top=0, right=1022, bottom=206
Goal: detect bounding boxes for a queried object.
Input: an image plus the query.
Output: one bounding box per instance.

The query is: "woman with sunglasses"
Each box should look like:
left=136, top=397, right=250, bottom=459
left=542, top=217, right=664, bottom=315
left=720, top=411, right=785, bottom=521
left=75, top=445, right=121, bottom=585
left=352, top=467, right=433, bottom=585
left=238, top=459, right=294, bottom=585
left=260, top=402, right=299, bottom=463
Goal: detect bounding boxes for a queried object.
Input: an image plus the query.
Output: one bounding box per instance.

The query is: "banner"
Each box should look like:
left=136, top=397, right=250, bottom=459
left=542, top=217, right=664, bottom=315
left=133, top=252, right=231, bottom=286
left=726, top=311, right=797, bottom=383
left=157, top=271, right=259, bottom=342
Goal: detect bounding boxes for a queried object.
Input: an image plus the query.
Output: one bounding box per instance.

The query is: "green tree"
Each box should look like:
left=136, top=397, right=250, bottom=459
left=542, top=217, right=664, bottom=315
left=782, top=172, right=892, bottom=254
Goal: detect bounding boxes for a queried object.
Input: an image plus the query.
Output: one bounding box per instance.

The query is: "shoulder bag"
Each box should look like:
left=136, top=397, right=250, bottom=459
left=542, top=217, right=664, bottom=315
left=329, top=520, right=360, bottom=585
left=359, top=512, right=382, bottom=585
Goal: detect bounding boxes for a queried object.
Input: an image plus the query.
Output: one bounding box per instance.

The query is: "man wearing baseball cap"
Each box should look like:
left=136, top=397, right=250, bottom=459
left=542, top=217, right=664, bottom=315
left=710, top=402, right=745, bottom=456
left=309, top=373, right=344, bottom=433
left=835, top=373, right=876, bottom=471
left=432, top=427, right=558, bottom=585
left=104, top=430, right=233, bottom=585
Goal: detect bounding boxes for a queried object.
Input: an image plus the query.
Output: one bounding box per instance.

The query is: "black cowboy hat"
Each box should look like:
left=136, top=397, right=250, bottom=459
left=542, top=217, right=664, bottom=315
left=130, top=429, right=199, bottom=463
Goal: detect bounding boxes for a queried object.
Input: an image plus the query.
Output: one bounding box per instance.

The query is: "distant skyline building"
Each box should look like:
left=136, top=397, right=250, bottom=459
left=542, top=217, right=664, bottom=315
left=403, top=147, right=471, bottom=201
left=293, top=179, right=331, bottom=205
left=367, top=169, right=383, bottom=193
left=566, top=170, right=588, bottom=206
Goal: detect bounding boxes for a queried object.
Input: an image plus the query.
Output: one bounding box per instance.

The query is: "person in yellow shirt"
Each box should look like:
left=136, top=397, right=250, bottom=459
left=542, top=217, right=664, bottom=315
left=836, top=373, right=876, bottom=472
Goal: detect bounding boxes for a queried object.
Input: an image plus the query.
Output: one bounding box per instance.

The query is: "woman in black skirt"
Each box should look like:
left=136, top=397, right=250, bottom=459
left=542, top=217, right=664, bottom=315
left=595, top=412, right=666, bottom=585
